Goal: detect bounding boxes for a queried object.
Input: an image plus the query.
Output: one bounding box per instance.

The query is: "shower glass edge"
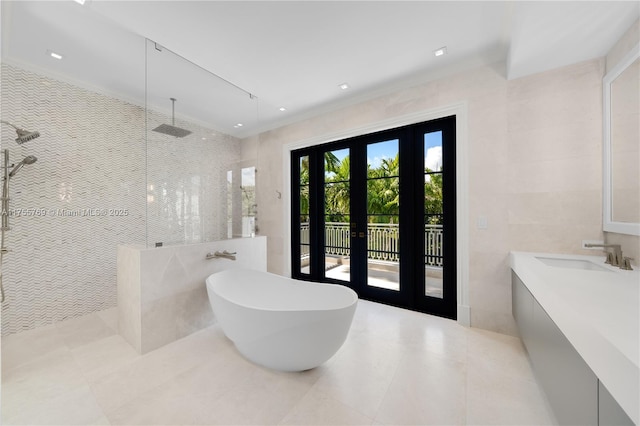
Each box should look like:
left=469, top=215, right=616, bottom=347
left=144, top=38, right=260, bottom=248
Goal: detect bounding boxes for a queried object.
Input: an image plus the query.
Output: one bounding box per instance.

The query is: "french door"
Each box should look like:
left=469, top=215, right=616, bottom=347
left=292, top=116, right=456, bottom=319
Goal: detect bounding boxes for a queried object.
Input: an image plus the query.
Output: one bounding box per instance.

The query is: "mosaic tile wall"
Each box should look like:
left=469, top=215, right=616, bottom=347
left=146, top=111, right=240, bottom=246
left=1, top=64, right=242, bottom=335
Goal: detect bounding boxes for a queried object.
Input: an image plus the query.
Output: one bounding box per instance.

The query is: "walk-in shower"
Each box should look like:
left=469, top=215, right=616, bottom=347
left=1, top=121, right=40, bottom=302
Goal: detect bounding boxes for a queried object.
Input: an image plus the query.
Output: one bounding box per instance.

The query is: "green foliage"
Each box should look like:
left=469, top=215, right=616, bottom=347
left=298, top=153, right=443, bottom=225
left=299, top=156, right=310, bottom=219
left=425, top=169, right=443, bottom=225
left=325, top=155, right=350, bottom=222
left=367, top=155, right=399, bottom=223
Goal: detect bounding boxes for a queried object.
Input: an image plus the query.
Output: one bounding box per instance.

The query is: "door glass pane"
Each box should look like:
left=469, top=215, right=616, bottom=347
left=324, top=149, right=350, bottom=282
left=241, top=167, right=256, bottom=237
left=424, top=132, right=443, bottom=298
left=299, top=156, right=310, bottom=276
left=367, top=140, right=399, bottom=290
left=226, top=170, right=233, bottom=238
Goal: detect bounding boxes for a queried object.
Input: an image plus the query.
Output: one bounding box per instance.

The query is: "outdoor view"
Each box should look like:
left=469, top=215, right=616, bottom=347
left=299, top=132, right=445, bottom=297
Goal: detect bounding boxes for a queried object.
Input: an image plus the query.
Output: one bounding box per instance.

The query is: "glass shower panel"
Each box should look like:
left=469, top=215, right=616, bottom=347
left=145, top=39, right=259, bottom=247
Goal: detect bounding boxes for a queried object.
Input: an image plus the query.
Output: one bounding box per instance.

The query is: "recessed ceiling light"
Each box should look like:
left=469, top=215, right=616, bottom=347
left=434, top=46, right=447, bottom=57
left=234, top=123, right=243, bottom=128
left=279, top=107, right=286, bottom=112
left=339, top=83, right=349, bottom=90
left=49, top=51, right=63, bottom=60
left=74, top=0, right=86, bottom=4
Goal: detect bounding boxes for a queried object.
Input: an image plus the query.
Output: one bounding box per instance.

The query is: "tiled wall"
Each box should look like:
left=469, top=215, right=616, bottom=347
left=146, top=109, right=241, bottom=246
left=1, top=64, right=243, bottom=335
left=252, top=58, right=606, bottom=336
left=1, top=63, right=146, bottom=335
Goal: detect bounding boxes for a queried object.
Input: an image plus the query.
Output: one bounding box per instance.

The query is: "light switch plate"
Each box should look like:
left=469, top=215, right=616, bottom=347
left=477, top=216, right=488, bottom=230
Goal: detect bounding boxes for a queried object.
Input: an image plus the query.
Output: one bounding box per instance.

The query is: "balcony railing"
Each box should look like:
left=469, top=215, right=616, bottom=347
left=300, top=222, right=443, bottom=267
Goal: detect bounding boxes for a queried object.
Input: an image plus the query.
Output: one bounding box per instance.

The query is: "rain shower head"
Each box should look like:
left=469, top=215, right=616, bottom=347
left=1, top=120, right=40, bottom=144
left=152, top=98, right=192, bottom=138
left=152, top=123, right=192, bottom=138
left=9, top=155, right=37, bottom=178
left=15, top=129, right=40, bottom=144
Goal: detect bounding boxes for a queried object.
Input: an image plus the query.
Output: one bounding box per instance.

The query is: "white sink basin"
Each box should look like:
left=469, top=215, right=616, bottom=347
left=536, top=256, right=612, bottom=272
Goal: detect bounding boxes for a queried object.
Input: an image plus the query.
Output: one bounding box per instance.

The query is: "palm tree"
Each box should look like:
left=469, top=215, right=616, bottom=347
left=367, top=154, right=399, bottom=223
left=299, top=156, right=310, bottom=221
left=425, top=168, right=443, bottom=224
left=299, top=152, right=341, bottom=220
left=325, top=155, right=350, bottom=222
left=324, top=151, right=340, bottom=175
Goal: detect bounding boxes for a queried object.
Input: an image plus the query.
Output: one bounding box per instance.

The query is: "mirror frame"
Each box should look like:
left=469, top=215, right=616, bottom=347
left=602, top=42, right=640, bottom=236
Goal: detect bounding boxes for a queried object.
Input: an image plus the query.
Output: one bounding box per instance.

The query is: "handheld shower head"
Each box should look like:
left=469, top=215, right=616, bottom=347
left=1, top=120, right=40, bottom=144
left=9, top=155, right=37, bottom=178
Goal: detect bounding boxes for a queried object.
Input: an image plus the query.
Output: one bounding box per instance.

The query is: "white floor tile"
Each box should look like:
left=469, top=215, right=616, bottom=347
left=71, top=334, right=139, bottom=381
left=3, top=384, right=107, bottom=425
left=55, top=313, right=116, bottom=349
left=176, top=366, right=312, bottom=425
left=467, top=356, right=554, bottom=425
left=1, top=324, right=67, bottom=373
left=1, top=300, right=556, bottom=426
left=105, top=344, right=256, bottom=424
left=90, top=326, right=233, bottom=414
left=96, top=307, right=119, bottom=333
left=2, top=349, right=88, bottom=420
left=311, top=333, right=401, bottom=418
left=375, top=352, right=467, bottom=425
left=280, top=387, right=374, bottom=425
left=467, top=328, right=535, bottom=381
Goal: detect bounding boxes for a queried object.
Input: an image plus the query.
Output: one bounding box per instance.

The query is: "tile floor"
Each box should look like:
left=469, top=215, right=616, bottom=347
left=1, top=300, right=555, bottom=425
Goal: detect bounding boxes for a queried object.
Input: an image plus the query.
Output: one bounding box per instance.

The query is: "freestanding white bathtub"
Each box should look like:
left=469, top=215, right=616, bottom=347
left=206, top=268, right=358, bottom=372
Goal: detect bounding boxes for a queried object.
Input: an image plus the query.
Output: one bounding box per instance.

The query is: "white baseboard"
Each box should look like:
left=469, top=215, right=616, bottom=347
left=457, top=304, right=471, bottom=327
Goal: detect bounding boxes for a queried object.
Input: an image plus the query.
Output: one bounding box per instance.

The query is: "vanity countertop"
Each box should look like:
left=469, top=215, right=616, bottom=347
left=510, top=251, right=639, bottom=424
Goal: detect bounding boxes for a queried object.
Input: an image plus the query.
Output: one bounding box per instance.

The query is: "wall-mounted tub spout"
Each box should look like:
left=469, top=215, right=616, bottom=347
left=206, top=250, right=237, bottom=261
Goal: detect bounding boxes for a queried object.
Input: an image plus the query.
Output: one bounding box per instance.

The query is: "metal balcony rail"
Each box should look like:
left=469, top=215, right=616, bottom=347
left=300, top=222, right=443, bottom=267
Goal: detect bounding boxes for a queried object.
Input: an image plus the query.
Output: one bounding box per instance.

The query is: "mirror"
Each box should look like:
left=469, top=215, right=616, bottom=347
left=603, top=43, right=640, bottom=236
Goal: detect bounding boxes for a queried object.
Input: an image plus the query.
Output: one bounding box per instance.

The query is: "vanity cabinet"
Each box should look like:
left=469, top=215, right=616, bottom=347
left=512, top=271, right=635, bottom=425
left=599, top=381, right=635, bottom=426
left=512, top=271, right=598, bottom=425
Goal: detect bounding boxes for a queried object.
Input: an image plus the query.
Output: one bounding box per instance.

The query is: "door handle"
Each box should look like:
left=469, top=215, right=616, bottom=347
left=359, top=232, right=365, bottom=238
left=351, top=231, right=356, bottom=237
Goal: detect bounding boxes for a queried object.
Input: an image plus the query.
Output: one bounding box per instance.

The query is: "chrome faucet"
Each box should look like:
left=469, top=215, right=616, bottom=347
left=206, top=250, right=237, bottom=261
left=584, top=243, right=627, bottom=268
left=620, top=257, right=634, bottom=271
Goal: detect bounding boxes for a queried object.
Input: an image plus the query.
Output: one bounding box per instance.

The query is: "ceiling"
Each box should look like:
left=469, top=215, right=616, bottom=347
left=2, top=1, right=638, bottom=139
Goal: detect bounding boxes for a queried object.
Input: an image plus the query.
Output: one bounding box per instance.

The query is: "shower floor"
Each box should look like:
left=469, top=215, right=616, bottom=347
left=1, top=300, right=554, bottom=425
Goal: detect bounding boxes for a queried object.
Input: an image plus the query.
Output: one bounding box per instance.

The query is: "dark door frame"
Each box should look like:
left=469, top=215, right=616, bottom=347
left=290, top=116, right=457, bottom=320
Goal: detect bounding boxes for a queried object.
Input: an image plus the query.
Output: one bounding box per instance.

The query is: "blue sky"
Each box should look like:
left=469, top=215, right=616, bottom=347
left=424, top=131, right=442, bottom=172
left=328, top=132, right=442, bottom=170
